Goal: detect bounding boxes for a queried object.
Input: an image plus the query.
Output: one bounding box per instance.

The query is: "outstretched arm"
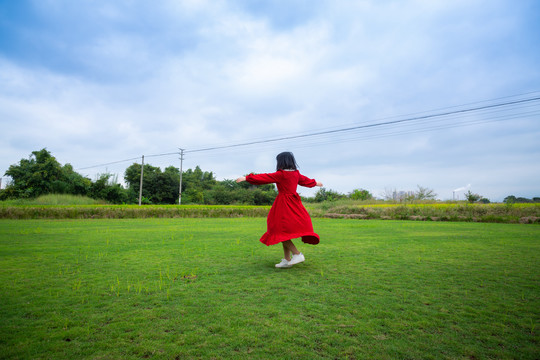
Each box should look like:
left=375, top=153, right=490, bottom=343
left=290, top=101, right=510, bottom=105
left=236, top=173, right=279, bottom=184
left=298, top=173, right=323, bottom=188
left=244, top=172, right=281, bottom=185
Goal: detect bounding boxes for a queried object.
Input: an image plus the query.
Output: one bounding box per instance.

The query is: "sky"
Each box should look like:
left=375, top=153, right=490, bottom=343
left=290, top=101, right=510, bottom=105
left=1, top=0, right=539, bottom=201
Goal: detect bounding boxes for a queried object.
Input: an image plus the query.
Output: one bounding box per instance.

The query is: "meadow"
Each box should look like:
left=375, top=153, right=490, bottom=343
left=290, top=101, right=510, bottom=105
left=0, top=218, right=538, bottom=359
left=1, top=196, right=539, bottom=225
left=306, top=201, right=540, bottom=224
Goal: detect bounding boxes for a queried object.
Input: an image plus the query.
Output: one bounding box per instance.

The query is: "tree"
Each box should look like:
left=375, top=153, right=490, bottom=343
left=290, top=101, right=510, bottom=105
left=381, top=186, right=436, bottom=202
left=181, top=166, right=217, bottom=204
left=349, top=188, right=373, bottom=201
left=3, top=148, right=91, bottom=199
left=414, top=185, right=437, bottom=200
left=205, top=183, right=236, bottom=205
left=503, top=195, right=517, bottom=204
left=124, top=162, right=171, bottom=204
left=204, top=178, right=277, bottom=205
left=156, top=166, right=181, bottom=204
left=465, top=190, right=481, bottom=203
left=62, top=163, right=92, bottom=196
left=89, top=174, right=127, bottom=204
left=504, top=196, right=538, bottom=204
left=314, top=188, right=345, bottom=202
left=124, top=163, right=220, bottom=204
left=252, top=188, right=276, bottom=205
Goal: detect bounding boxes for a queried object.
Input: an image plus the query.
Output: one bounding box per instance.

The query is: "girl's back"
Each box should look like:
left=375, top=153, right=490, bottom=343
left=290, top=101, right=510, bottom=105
left=276, top=170, right=317, bottom=195
left=246, top=170, right=317, bottom=195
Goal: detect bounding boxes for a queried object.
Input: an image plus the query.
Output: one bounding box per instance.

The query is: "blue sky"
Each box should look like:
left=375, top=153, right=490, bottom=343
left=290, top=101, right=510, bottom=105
left=1, top=0, right=539, bottom=201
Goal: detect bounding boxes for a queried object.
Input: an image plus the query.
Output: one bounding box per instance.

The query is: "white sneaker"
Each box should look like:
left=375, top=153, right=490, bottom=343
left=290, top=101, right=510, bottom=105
left=275, top=259, right=292, bottom=268
left=289, top=253, right=305, bottom=265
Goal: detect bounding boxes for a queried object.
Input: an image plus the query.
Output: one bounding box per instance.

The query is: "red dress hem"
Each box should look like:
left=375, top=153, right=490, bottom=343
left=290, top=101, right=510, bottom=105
left=260, top=232, right=320, bottom=246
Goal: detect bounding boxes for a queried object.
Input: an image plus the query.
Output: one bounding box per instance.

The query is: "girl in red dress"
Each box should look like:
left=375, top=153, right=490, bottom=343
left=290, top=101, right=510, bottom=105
left=236, top=152, right=323, bottom=268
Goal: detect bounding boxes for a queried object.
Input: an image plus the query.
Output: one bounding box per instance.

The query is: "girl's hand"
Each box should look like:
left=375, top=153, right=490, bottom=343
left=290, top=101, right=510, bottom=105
left=236, top=176, right=246, bottom=183
left=316, top=181, right=323, bottom=187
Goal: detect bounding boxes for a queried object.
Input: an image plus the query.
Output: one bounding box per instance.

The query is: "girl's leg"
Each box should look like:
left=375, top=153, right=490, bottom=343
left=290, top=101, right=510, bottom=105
left=282, top=242, right=291, bottom=261
left=282, top=240, right=301, bottom=257
left=284, top=239, right=305, bottom=265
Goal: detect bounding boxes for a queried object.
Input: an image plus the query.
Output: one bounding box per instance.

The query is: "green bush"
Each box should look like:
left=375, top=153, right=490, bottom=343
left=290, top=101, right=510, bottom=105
left=349, top=189, right=373, bottom=201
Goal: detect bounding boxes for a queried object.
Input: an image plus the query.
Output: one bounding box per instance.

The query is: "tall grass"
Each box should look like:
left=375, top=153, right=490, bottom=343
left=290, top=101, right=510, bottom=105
left=306, top=201, right=540, bottom=224
left=1, top=197, right=539, bottom=223
left=0, top=204, right=270, bottom=219
left=0, top=194, right=108, bottom=206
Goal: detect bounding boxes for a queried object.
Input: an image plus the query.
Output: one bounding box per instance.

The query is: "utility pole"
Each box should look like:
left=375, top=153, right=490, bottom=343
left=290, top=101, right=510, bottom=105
left=138, top=155, right=144, bottom=206
left=178, top=149, right=184, bottom=205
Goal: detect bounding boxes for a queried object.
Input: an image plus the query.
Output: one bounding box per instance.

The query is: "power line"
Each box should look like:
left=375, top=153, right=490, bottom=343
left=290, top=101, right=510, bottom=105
left=184, top=110, right=538, bottom=160
left=76, top=157, right=141, bottom=171
left=146, top=151, right=180, bottom=158
left=182, top=96, right=539, bottom=160
left=74, top=93, right=540, bottom=170
left=185, top=95, right=540, bottom=154
left=183, top=90, right=540, bottom=151
left=76, top=152, right=181, bottom=171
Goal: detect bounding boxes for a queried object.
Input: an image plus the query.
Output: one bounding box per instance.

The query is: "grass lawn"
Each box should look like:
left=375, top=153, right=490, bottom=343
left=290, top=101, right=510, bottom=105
left=0, top=218, right=538, bottom=359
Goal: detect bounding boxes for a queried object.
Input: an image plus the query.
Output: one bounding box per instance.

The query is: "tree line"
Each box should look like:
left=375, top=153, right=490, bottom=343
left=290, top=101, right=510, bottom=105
left=0, top=149, right=376, bottom=205
left=3, top=149, right=537, bottom=205
left=0, top=149, right=279, bottom=205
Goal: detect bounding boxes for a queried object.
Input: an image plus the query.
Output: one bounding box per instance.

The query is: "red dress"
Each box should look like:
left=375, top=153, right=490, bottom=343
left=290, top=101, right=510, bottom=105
left=246, top=170, right=320, bottom=246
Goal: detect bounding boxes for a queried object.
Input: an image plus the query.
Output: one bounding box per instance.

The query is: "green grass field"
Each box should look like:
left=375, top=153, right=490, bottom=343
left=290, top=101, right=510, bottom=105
left=0, top=218, right=538, bottom=359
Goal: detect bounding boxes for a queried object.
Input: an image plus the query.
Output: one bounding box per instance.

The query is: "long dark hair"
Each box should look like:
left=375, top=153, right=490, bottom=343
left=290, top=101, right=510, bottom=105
left=276, top=152, right=298, bottom=171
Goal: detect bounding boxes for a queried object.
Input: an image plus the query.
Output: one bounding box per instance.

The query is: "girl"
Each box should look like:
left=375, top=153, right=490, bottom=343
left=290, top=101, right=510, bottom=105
left=236, top=152, right=323, bottom=268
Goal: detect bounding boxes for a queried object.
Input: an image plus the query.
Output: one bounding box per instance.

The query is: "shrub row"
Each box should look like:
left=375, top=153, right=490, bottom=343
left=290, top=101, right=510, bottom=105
left=0, top=205, right=271, bottom=219
left=1, top=203, right=539, bottom=224
left=311, top=203, right=540, bottom=224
